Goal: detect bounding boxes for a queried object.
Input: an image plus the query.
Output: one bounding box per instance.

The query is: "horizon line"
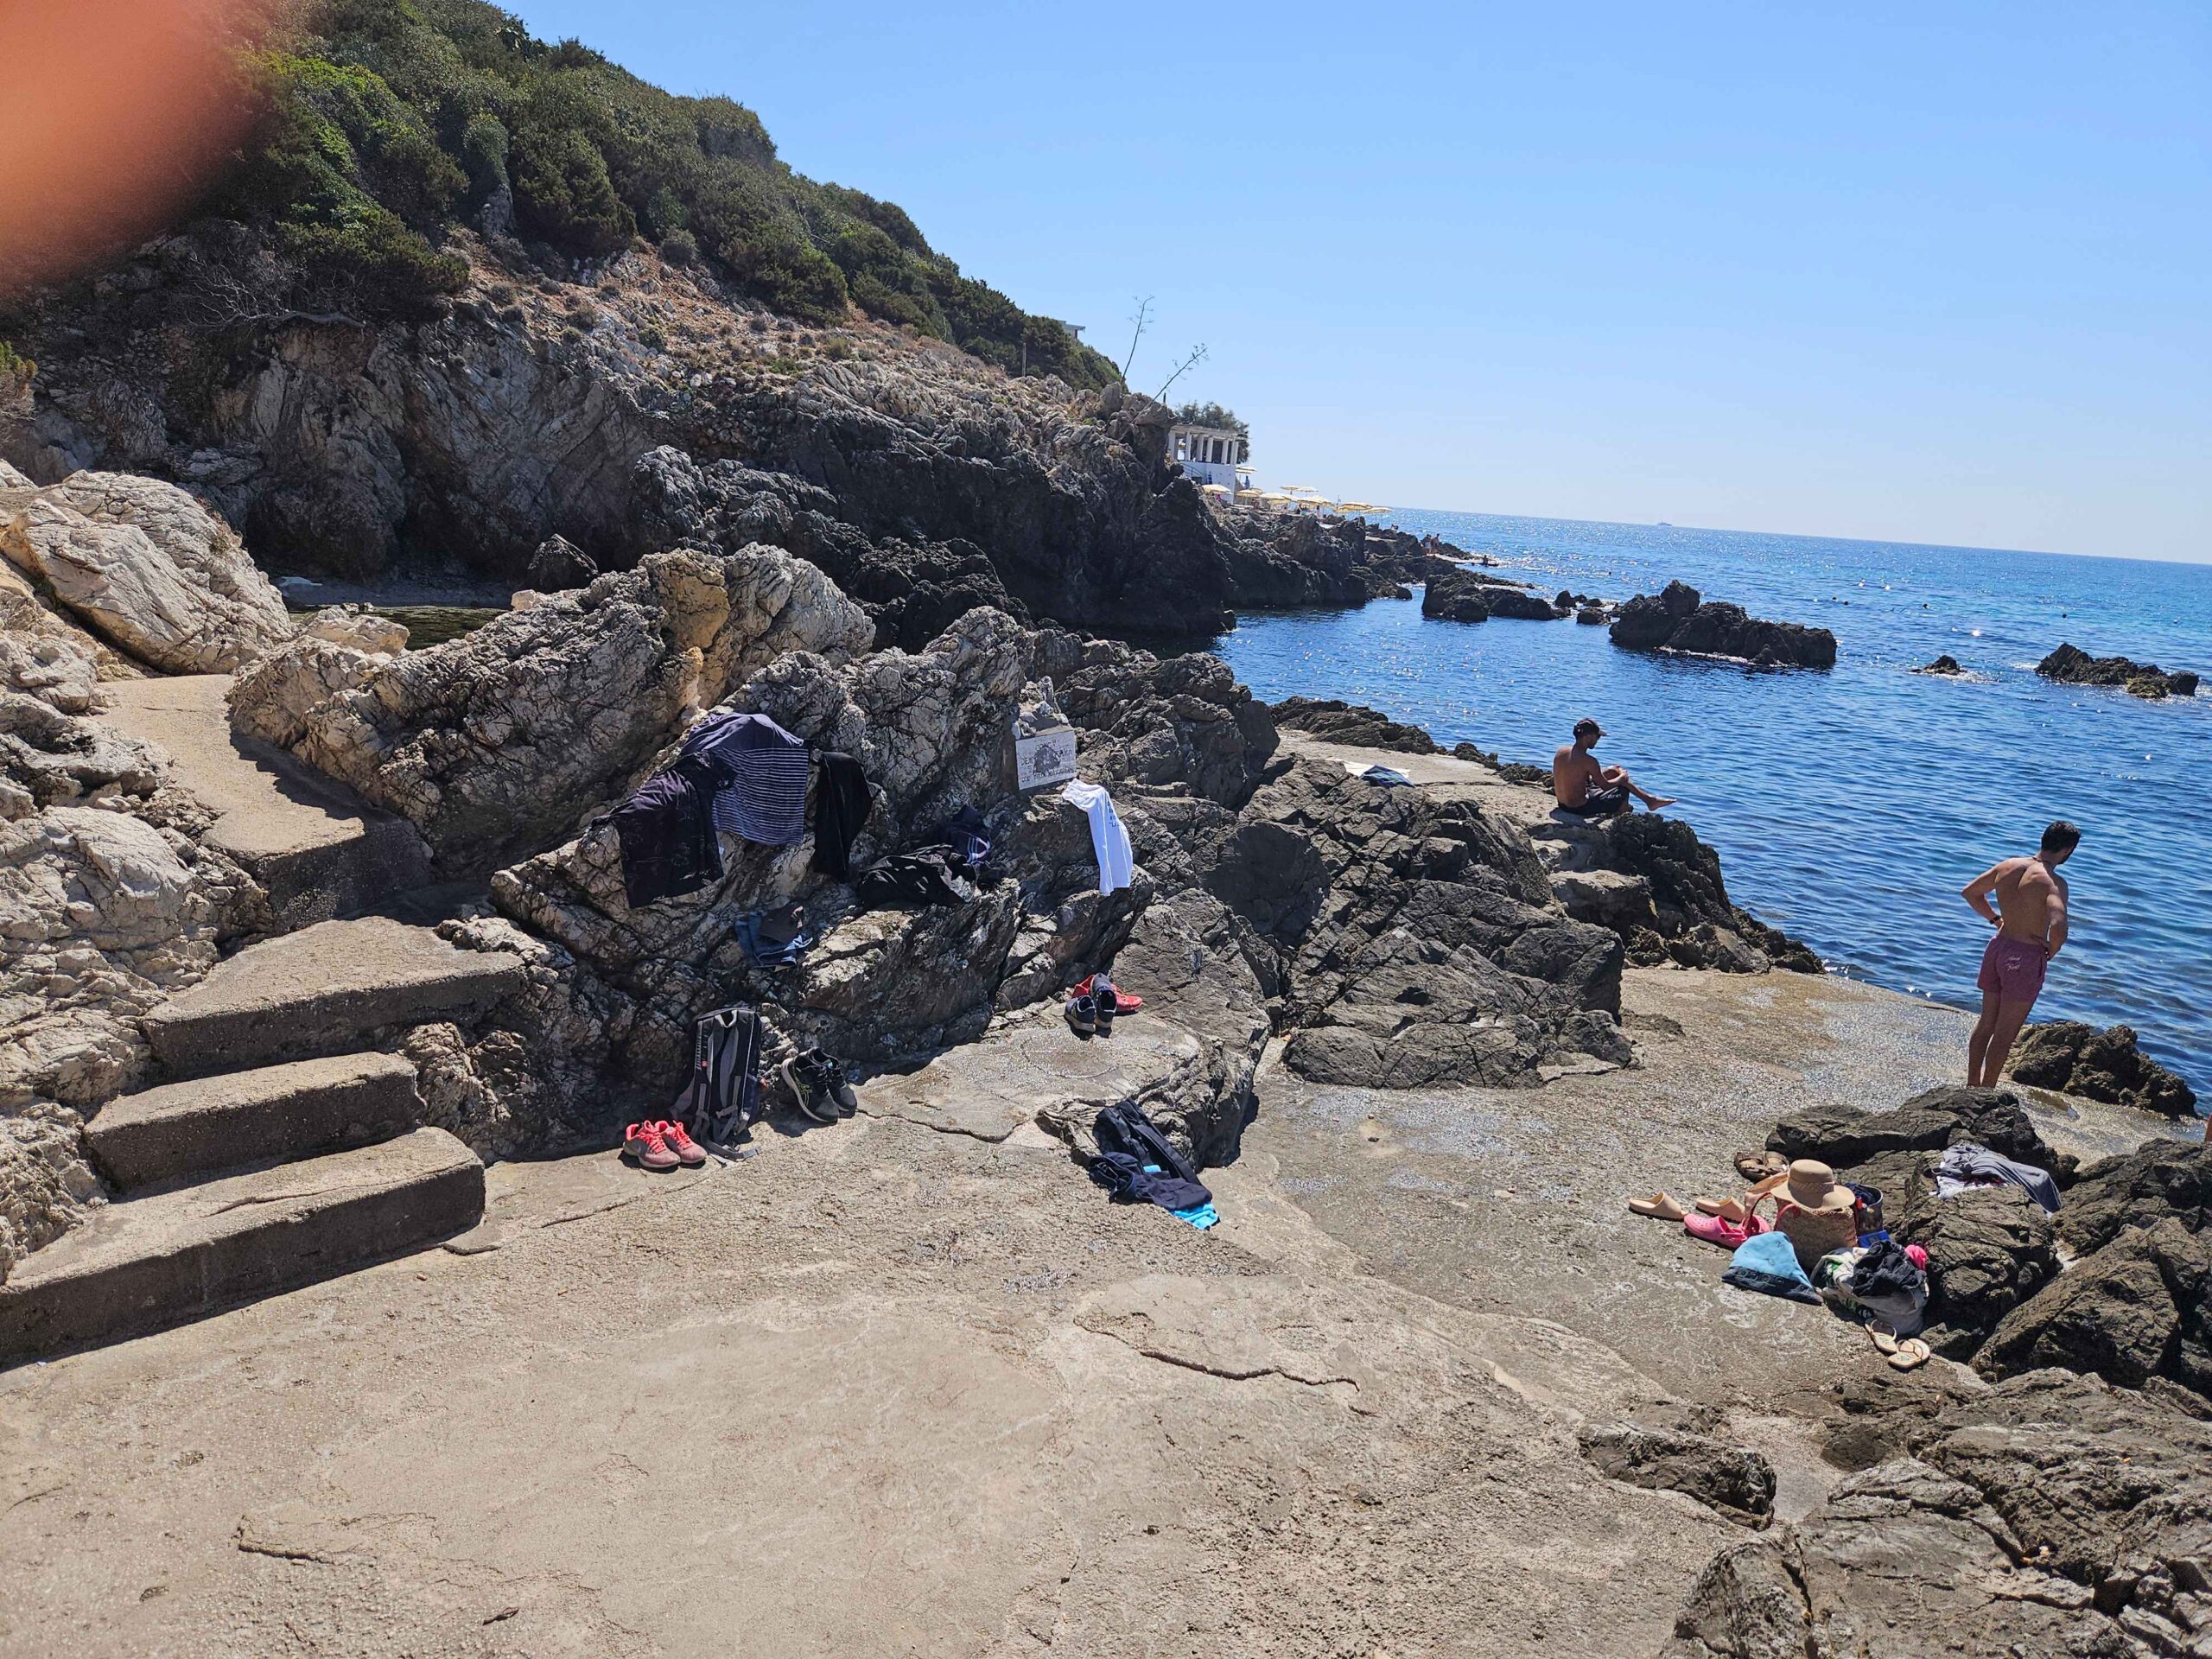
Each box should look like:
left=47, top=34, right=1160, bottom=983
left=1352, top=503, right=2210, bottom=569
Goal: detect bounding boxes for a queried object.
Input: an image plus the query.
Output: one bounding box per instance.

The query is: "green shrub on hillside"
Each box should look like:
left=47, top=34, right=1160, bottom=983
left=189, top=0, right=1114, bottom=381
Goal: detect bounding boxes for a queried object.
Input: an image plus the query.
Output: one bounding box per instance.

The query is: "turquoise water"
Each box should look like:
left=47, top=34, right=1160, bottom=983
left=1213, top=510, right=2212, bottom=1099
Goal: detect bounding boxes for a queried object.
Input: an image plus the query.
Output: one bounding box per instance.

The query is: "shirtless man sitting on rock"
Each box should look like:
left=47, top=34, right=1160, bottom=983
left=1554, top=717, right=1675, bottom=816
left=1961, top=820, right=2078, bottom=1087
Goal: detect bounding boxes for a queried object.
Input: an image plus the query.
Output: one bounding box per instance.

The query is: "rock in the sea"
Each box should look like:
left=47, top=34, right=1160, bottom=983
left=2037, top=640, right=2199, bottom=700
left=1268, top=696, right=1440, bottom=754
left=1420, top=566, right=1561, bottom=624
left=1976, top=1218, right=2211, bottom=1395
left=2007, top=1019, right=2198, bottom=1118
left=1914, top=653, right=1965, bottom=675
left=0, top=471, right=294, bottom=672
left=1610, top=580, right=1836, bottom=669
left=231, top=544, right=874, bottom=874
left=1578, top=1422, right=1776, bottom=1526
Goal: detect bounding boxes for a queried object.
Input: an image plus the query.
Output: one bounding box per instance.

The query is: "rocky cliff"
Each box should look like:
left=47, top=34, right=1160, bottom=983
left=2, top=234, right=1429, bottom=648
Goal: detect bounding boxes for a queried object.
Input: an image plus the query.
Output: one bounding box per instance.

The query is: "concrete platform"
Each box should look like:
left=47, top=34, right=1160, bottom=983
left=143, top=917, right=524, bottom=1079
left=86, top=1052, right=422, bottom=1192
left=99, top=674, right=430, bottom=927
left=0, top=1128, right=483, bottom=1364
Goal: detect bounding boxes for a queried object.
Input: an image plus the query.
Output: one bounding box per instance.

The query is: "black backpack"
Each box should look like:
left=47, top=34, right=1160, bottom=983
left=672, top=1004, right=763, bottom=1143
left=1090, top=1103, right=1211, bottom=1212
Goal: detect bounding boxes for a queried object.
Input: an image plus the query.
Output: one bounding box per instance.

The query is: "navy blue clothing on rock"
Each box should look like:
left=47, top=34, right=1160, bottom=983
left=611, top=758, right=723, bottom=908
left=681, top=711, right=810, bottom=847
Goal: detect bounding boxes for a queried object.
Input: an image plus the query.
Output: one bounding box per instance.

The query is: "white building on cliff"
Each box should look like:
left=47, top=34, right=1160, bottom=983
left=1169, top=420, right=1249, bottom=494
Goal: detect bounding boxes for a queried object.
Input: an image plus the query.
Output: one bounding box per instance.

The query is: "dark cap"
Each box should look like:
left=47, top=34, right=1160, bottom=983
left=1573, top=717, right=1605, bottom=739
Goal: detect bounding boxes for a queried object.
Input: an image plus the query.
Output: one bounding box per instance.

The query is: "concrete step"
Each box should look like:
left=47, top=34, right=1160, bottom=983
left=143, top=917, right=524, bottom=1080
left=86, top=1052, right=422, bottom=1192
left=99, top=674, right=431, bottom=931
left=0, top=1128, right=483, bottom=1364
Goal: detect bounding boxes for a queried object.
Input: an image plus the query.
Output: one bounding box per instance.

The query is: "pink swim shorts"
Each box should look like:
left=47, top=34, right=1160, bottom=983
left=1978, top=933, right=2048, bottom=1007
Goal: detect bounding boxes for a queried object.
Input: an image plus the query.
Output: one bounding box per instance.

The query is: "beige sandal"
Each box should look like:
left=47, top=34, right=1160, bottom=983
left=1887, top=1338, right=1932, bottom=1371
left=1866, top=1325, right=1902, bottom=1357
left=1628, top=1192, right=1688, bottom=1222
left=1734, top=1149, right=1785, bottom=1182
left=1694, top=1196, right=1750, bottom=1224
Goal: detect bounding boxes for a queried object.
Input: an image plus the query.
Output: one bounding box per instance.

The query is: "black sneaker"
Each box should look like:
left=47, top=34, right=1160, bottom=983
left=1065, top=992, right=1096, bottom=1036
left=1090, top=975, right=1117, bottom=1033
left=781, top=1054, right=839, bottom=1123
left=816, top=1051, right=859, bottom=1116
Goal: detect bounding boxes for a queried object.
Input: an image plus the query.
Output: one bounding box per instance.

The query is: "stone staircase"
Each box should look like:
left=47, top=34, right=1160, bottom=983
left=2, top=911, right=520, bottom=1363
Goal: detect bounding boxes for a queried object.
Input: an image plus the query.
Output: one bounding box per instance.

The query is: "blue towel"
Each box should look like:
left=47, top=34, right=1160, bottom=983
left=1722, top=1230, right=1821, bottom=1305
left=1169, top=1202, right=1219, bottom=1230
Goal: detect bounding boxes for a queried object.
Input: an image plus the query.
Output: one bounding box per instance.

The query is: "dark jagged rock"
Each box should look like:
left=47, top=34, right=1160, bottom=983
left=1419, top=566, right=1562, bottom=624
left=1596, top=813, right=1822, bottom=975
left=1977, top=1219, right=2212, bottom=1396
left=1179, top=760, right=1630, bottom=1089
left=1900, top=1184, right=2058, bottom=1347
left=1610, top=581, right=1836, bottom=669
left=2060, top=1138, right=2210, bottom=1256
left=1578, top=1422, right=1775, bottom=1527
left=2038, top=641, right=2200, bottom=700
left=524, top=534, right=597, bottom=592
left=1573, top=606, right=1608, bottom=625
left=1767, top=1084, right=2062, bottom=1174
left=1268, top=696, right=1440, bottom=754
left=2008, top=1019, right=2199, bottom=1118
left=1914, top=653, right=1964, bottom=675
left=1671, top=1370, right=2212, bottom=1658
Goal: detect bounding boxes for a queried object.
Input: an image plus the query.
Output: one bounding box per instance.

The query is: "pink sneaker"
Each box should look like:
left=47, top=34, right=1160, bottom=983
left=624, top=1121, right=679, bottom=1171
left=657, top=1119, right=706, bottom=1167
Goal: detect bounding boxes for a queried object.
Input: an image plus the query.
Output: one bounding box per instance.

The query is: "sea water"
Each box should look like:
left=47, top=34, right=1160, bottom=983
left=1212, top=510, right=2212, bottom=1098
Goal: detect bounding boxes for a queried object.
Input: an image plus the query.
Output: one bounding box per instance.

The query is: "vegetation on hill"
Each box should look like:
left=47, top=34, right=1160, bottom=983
left=1173, top=400, right=1247, bottom=436
left=201, top=0, right=1115, bottom=386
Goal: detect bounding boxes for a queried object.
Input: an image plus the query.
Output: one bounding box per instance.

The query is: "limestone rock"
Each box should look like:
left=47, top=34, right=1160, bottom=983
left=1673, top=1370, right=2212, bottom=1656
left=0, top=1103, right=103, bottom=1286
left=300, top=604, right=408, bottom=655
left=231, top=544, right=874, bottom=874
left=1191, top=759, right=1630, bottom=1088
left=1611, top=581, right=1835, bottom=670
left=2008, top=1019, right=2198, bottom=1118
left=0, top=632, right=102, bottom=714
left=0, top=471, right=293, bottom=672
left=0, top=805, right=225, bottom=1111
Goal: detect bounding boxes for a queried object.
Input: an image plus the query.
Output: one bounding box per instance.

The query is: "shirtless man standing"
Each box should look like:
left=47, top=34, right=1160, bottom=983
left=1961, top=821, right=2079, bottom=1087
left=1553, top=717, right=1675, bottom=815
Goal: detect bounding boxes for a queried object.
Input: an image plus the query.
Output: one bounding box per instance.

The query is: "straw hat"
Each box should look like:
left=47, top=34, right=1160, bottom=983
left=1776, top=1159, right=1860, bottom=1268
left=1784, top=1160, right=1855, bottom=1213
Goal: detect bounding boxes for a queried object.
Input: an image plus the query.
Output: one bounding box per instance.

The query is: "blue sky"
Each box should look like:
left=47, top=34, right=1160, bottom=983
left=508, top=2, right=2209, bottom=563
